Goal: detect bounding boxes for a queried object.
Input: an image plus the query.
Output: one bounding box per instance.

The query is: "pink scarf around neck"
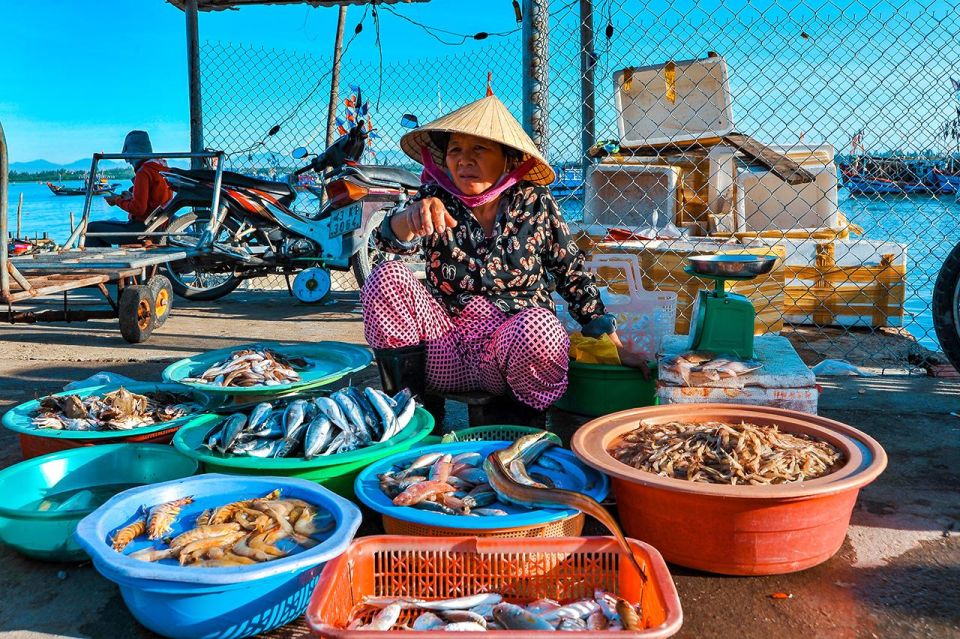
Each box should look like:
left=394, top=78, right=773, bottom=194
left=420, top=147, right=537, bottom=208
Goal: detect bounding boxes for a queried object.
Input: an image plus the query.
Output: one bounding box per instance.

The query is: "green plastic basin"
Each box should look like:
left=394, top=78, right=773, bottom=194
left=172, top=407, right=434, bottom=499
left=554, top=361, right=658, bottom=417
left=0, top=444, right=198, bottom=561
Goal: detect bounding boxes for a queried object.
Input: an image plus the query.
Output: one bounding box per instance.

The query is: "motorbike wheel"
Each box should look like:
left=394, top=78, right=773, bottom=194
left=932, top=241, right=960, bottom=370
left=351, top=209, right=426, bottom=287
left=161, top=214, right=245, bottom=301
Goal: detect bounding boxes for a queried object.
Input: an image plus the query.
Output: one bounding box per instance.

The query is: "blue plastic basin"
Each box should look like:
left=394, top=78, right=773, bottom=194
left=75, top=474, right=362, bottom=639
left=0, top=443, right=198, bottom=561
left=354, top=441, right=609, bottom=531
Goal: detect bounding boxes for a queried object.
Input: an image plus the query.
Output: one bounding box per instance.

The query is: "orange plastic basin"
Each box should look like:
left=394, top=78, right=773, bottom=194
left=18, top=427, right=180, bottom=460
left=571, top=404, right=887, bottom=575
left=306, top=535, right=683, bottom=638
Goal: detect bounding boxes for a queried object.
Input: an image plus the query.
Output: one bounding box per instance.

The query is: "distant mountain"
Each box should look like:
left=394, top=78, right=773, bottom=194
left=10, top=157, right=190, bottom=173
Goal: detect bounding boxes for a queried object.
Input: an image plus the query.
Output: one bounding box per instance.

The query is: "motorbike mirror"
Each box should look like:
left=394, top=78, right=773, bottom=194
left=400, top=114, right=420, bottom=129
left=291, top=147, right=309, bottom=159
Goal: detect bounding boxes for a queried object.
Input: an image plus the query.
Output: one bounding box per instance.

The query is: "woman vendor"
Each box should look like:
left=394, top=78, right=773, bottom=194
left=361, top=95, right=621, bottom=424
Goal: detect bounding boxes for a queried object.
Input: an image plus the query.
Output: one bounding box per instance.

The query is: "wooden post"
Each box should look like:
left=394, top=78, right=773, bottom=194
left=185, top=0, right=204, bottom=170
left=70, top=211, right=75, bottom=234
left=326, top=6, right=348, bottom=148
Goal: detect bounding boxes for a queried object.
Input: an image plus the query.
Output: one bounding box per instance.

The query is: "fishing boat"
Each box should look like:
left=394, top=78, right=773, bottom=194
left=550, top=164, right=585, bottom=199
left=841, top=173, right=932, bottom=196
left=46, top=177, right=119, bottom=196
left=839, top=156, right=934, bottom=196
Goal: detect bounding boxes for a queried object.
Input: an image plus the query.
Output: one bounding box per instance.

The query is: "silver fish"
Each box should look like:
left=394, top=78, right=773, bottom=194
left=391, top=396, right=416, bottom=440
left=202, top=424, right=222, bottom=451
left=345, top=386, right=381, bottom=440
left=248, top=413, right=284, bottom=438
left=247, top=402, right=274, bottom=431
left=392, top=388, right=413, bottom=414
left=282, top=400, right=309, bottom=436
left=217, top=414, right=247, bottom=453
left=331, top=390, right=371, bottom=445
left=364, top=593, right=503, bottom=611
left=452, top=452, right=483, bottom=466
left=314, top=397, right=351, bottom=432
left=319, top=430, right=347, bottom=456
left=246, top=438, right=286, bottom=458
left=471, top=507, right=509, bottom=516
left=412, top=612, right=445, bottom=631
left=303, top=414, right=335, bottom=460
left=365, top=388, right=398, bottom=441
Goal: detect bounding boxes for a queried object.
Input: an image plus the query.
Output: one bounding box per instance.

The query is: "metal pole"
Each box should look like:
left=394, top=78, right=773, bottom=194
left=580, top=0, right=596, bottom=172
left=185, top=0, right=204, bottom=170
left=326, top=6, right=348, bottom=148
left=0, top=120, right=9, bottom=296
left=521, top=0, right=550, bottom=158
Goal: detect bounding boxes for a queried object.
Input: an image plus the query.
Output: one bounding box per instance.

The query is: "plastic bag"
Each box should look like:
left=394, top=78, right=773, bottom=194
left=810, top=359, right=876, bottom=377
left=63, top=372, right=140, bottom=392
left=569, top=333, right=621, bottom=365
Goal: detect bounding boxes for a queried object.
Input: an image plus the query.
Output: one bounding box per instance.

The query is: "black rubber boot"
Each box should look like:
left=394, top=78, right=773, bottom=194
left=372, top=343, right=445, bottom=430
left=372, top=343, right=427, bottom=397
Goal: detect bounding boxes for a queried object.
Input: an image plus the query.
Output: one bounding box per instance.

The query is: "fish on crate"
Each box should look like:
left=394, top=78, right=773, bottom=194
left=30, top=387, right=202, bottom=431
left=377, top=431, right=579, bottom=519
left=181, top=348, right=310, bottom=388
left=111, top=488, right=336, bottom=567
left=660, top=351, right=763, bottom=386
left=200, top=386, right=418, bottom=460
left=346, top=590, right=644, bottom=631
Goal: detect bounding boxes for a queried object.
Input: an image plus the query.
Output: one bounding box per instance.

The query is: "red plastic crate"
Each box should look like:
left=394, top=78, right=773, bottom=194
left=306, top=535, right=682, bottom=638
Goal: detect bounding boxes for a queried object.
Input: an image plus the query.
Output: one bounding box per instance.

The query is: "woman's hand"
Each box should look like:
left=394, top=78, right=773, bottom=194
left=609, top=331, right=652, bottom=374
left=392, top=197, right=458, bottom=240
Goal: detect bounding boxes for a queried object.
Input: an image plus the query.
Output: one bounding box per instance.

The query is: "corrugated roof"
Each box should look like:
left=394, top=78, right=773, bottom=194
left=168, top=0, right=428, bottom=11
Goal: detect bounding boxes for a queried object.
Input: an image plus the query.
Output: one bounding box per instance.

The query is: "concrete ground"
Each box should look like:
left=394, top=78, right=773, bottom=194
left=0, top=291, right=957, bottom=639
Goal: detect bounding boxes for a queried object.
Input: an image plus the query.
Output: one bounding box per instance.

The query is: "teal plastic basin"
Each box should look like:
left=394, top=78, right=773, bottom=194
left=0, top=444, right=198, bottom=561
left=172, top=407, right=434, bottom=499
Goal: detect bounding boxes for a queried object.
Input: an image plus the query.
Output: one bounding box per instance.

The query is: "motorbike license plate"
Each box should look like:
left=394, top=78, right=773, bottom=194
left=329, top=202, right=363, bottom=238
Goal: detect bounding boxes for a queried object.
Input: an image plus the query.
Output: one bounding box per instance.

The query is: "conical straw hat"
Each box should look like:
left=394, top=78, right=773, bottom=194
left=400, top=95, right=556, bottom=185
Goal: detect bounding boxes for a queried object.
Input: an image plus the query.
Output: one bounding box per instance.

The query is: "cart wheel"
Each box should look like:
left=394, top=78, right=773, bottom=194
left=118, top=285, right=156, bottom=343
left=147, top=274, right=174, bottom=328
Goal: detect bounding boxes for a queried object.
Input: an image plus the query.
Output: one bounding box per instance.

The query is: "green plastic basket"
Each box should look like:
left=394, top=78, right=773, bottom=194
left=554, top=361, right=658, bottom=417
left=437, top=425, right=562, bottom=445
left=172, top=408, right=434, bottom=499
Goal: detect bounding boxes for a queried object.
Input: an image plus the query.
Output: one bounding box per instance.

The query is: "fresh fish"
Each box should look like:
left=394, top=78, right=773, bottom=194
left=217, top=414, right=247, bottom=453
left=396, top=452, right=443, bottom=478
left=390, top=396, right=416, bottom=439
left=246, top=438, right=286, bottom=458
left=471, top=507, right=508, bottom=516
left=365, top=388, right=398, bottom=441
left=331, top=390, right=371, bottom=445
left=507, top=459, right=548, bottom=488
left=411, top=612, right=445, bottom=630
left=248, top=413, right=284, bottom=438
left=318, top=430, right=347, bottom=456
left=392, top=480, right=455, bottom=506
left=202, top=424, right=222, bottom=451
left=443, top=622, right=488, bottom=631
left=345, top=386, right=382, bottom=440
left=359, top=602, right=402, bottom=631
left=314, top=397, right=351, bottom=432
left=452, top=452, right=482, bottom=466
left=392, top=388, right=413, bottom=413
left=540, top=599, right=600, bottom=622
left=428, top=454, right=454, bottom=482
left=363, top=593, right=502, bottom=611
left=456, top=467, right=488, bottom=485
left=282, top=400, right=310, bottom=436
left=557, top=617, right=588, bottom=630
left=526, top=598, right=561, bottom=614
left=247, top=402, right=274, bottom=431
left=412, top=499, right=459, bottom=515
left=492, top=603, right=555, bottom=630
left=303, top=414, right=335, bottom=460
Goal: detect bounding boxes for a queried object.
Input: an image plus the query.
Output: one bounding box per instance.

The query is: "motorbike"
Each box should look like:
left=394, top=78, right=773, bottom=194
left=155, top=119, right=422, bottom=302
left=932, top=244, right=960, bottom=368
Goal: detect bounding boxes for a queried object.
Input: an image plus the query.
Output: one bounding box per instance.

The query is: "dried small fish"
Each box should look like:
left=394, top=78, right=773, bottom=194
left=610, top=420, right=843, bottom=485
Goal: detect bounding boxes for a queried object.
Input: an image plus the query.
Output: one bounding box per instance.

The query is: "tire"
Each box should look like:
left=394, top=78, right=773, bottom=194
left=118, top=285, right=156, bottom=343
left=147, top=274, right=174, bottom=328
left=351, top=209, right=425, bottom=287
left=161, top=214, right=245, bottom=301
left=932, top=241, right=960, bottom=369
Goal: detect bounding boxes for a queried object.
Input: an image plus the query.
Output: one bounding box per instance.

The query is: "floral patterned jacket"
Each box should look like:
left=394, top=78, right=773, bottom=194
left=376, top=182, right=606, bottom=326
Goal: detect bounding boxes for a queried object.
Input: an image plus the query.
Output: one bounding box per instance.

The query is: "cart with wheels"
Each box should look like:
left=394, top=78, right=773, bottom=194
left=1, top=246, right=191, bottom=343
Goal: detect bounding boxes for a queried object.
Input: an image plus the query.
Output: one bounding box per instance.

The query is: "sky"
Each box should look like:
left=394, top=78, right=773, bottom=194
left=2, top=0, right=958, bottom=165
left=1, top=0, right=520, bottom=163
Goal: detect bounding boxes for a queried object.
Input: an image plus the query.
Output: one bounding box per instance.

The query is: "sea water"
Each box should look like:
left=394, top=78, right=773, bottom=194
left=5, top=180, right=956, bottom=351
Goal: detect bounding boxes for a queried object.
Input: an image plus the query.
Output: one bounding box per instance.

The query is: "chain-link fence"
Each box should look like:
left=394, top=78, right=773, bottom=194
left=200, top=0, right=960, bottom=368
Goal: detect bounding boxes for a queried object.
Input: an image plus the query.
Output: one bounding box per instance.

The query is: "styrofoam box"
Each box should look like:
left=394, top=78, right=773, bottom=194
left=582, top=163, right=680, bottom=235
left=614, top=56, right=735, bottom=147
left=735, top=163, right=840, bottom=233
left=707, top=144, right=836, bottom=234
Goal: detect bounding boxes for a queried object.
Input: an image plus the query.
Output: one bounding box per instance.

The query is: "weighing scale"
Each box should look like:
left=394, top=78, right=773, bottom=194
left=685, top=254, right=779, bottom=359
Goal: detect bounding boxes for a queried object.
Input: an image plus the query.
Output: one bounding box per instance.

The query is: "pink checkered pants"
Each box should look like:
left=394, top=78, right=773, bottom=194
left=361, top=261, right=569, bottom=410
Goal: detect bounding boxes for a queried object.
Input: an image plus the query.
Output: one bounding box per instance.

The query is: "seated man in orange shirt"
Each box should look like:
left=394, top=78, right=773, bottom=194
left=86, top=130, right=173, bottom=247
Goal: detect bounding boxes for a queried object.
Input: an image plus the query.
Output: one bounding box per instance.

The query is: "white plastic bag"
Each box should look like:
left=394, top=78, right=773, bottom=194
left=810, top=359, right=877, bottom=377
left=63, top=372, right=140, bottom=392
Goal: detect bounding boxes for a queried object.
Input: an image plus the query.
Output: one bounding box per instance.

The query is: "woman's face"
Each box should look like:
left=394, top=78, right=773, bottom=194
left=445, top=133, right=507, bottom=195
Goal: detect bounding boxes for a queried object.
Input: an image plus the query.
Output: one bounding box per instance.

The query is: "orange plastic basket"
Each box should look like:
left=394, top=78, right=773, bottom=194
left=306, top=535, right=683, bottom=638
left=381, top=512, right=584, bottom=538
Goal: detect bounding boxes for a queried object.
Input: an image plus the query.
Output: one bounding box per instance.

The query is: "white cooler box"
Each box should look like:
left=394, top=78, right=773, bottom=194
left=614, top=55, right=735, bottom=148
left=581, top=163, right=681, bottom=237
left=735, top=163, right=840, bottom=233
